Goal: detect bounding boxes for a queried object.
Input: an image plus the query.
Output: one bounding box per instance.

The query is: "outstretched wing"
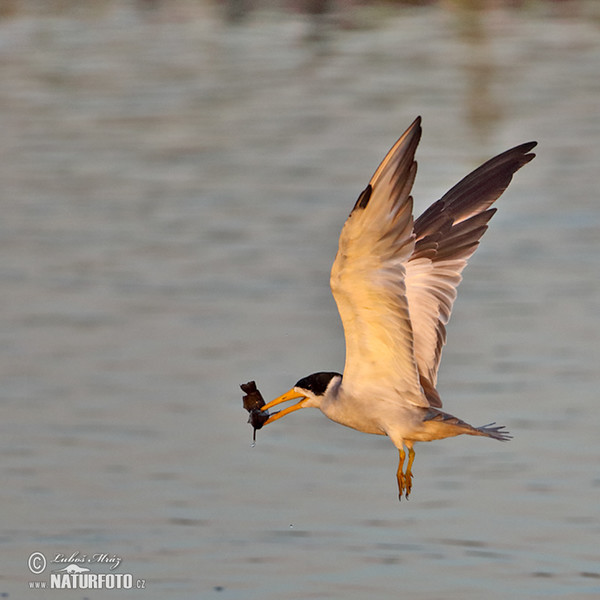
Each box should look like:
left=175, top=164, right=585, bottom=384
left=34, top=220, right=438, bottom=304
left=406, top=142, right=537, bottom=402
left=330, top=117, right=428, bottom=408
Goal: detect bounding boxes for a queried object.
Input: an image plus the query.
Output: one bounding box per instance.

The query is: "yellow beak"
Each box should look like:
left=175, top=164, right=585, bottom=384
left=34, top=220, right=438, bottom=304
left=261, top=388, right=307, bottom=425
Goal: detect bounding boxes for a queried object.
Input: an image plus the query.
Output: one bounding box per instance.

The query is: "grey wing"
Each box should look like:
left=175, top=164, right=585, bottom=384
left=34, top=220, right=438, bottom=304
left=405, top=141, right=537, bottom=405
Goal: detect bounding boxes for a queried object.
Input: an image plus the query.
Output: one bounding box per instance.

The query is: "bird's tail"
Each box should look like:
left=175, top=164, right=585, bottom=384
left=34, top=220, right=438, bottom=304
left=474, top=422, right=512, bottom=441
left=423, top=408, right=512, bottom=441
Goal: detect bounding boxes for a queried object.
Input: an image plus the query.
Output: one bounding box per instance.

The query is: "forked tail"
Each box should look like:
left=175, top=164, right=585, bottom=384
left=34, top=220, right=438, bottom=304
left=475, top=422, right=512, bottom=441
left=423, top=408, right=512, bottom=441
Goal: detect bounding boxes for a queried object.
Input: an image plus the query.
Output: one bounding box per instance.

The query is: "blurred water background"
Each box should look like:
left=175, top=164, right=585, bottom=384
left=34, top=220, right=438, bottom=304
left=1, top=0, right=599, bottom=598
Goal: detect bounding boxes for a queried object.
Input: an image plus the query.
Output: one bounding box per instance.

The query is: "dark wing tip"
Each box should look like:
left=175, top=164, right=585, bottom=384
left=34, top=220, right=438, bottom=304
left=519, top=140, right=537, bottom=153
left=414, top=139, right=537, bottom=239
left=350, top=117, right=422, bottom=216
left=351, top=184, right=373, bottom=213
left=512, top=140, right=537, bottom=165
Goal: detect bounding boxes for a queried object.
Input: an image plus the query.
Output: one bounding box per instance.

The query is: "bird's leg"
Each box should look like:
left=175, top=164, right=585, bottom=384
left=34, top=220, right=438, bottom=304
left=397, top=448, right=406, bottom=502
left=404, top=444, right=415, bottom=499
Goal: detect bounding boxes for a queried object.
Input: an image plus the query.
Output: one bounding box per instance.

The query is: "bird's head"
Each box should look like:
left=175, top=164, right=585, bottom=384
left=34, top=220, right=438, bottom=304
left=261, top=372, right=342, bottom=424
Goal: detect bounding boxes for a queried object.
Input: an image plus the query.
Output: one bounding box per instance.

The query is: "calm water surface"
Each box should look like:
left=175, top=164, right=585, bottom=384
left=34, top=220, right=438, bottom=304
left=1, top=2, right=599, bottom=598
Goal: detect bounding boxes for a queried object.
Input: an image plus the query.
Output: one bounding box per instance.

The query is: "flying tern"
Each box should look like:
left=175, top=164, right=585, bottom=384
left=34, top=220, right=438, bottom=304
left=260, top=117, right=535, bottom=500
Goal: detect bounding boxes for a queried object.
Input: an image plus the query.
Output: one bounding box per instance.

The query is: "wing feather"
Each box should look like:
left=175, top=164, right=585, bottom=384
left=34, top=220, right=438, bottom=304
left=406, top=142, right=537, bottom=394
left=331, top=121, right=536, bottom=411
left=330, top=117, right=428, bottom=407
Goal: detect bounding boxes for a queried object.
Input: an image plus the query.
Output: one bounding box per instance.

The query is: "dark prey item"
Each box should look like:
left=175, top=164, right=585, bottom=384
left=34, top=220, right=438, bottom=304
left=241, top=381, right=270, bottom=442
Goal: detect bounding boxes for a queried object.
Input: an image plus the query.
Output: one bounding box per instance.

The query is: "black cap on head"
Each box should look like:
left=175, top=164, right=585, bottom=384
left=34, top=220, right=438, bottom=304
left=295, top=372, right=342, bottom=397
